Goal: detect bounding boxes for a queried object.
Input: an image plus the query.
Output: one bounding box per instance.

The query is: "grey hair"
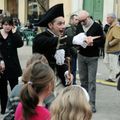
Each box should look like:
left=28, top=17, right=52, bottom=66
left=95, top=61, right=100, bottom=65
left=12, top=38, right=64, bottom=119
left=107, top=13, right=116, bottom=19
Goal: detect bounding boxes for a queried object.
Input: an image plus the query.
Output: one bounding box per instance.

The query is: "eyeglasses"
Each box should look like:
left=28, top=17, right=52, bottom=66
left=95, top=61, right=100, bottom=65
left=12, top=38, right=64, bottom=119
left=80, top=17, right=88, bottom=23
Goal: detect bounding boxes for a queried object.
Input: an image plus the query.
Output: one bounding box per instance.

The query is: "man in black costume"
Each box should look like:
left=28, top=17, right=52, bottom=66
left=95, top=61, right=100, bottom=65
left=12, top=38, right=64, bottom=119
left=32, top=4, right=73, bottom=86
left=32, top=4, right=93, bottom=86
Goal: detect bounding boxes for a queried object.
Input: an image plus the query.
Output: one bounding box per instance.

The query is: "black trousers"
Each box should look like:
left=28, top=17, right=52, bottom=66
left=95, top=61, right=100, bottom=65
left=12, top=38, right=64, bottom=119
left=0, top=74, right=18, bottom=114
left=56, top=64, right=67, bottom=86
left=50, top=63, right=68, bottom=87
left=117, top=74, right=120, bottom=91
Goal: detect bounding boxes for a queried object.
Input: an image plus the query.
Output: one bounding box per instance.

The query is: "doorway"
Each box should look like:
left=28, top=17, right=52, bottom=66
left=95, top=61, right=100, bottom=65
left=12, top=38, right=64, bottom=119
left=7, top=0, right=18, bottom=17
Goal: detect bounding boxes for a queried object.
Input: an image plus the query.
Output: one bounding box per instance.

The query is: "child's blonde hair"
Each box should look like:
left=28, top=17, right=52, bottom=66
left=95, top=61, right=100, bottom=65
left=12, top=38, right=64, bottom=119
left=50, top=85, right=92, bottom=120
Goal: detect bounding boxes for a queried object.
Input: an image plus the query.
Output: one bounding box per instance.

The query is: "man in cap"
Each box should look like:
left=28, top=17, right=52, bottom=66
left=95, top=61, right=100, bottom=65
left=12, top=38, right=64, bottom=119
left=32, top=4, right=93, bottom=86
left=76, top=10, right=105, bottom=113
left=104, top=13, right=120, bottom=82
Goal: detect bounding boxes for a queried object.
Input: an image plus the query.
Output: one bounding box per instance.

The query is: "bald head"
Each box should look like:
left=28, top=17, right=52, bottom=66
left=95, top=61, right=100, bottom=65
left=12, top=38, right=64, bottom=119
left=79, top=10, right=89, bottom=20
left=78, top=10, right=91, bottom=26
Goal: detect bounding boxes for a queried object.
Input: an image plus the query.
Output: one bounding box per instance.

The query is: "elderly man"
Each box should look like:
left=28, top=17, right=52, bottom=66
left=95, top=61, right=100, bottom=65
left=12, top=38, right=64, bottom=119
left=76, top=10, right=105, bottom=112
left=104, top=13, right=120, bottom=82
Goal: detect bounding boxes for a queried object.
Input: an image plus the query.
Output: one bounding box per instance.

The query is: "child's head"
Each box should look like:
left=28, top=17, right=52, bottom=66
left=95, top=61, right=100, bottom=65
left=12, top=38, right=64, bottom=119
left=50, top=85, right=92, bottom=120
left=22, top=53, right=48, bottom=83
left=20, top=61, right=55, bottom=119
left=26, top=53, right=48, bottom=67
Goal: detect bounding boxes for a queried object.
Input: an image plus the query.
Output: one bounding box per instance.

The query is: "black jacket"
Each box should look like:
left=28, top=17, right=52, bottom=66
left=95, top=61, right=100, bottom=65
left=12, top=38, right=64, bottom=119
left=76, top=22, right=105, bottom=57
left=117, top=76, right=120, bottom=91
left=32, top=29, right=73, bottom=86
left=0, top=31, right=23, bottom=79
left=32, top=29, right=72, bottom=69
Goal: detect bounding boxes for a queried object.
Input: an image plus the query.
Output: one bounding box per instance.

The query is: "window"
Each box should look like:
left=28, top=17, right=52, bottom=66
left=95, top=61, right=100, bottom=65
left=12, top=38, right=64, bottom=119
left=27, top=0, right=39, bottom=23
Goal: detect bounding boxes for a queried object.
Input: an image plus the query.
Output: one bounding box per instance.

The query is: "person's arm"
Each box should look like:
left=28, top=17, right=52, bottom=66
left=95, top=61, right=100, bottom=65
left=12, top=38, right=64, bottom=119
left=32, top=33, right=58, bottom=53
left=0, top=52, right=3, bottom=60
left=0, top=52, right=5, bottom=73
left=12, top=31, right=24, bottom=48
left=3, top=97, right=20, bottom=120
left=11, top=26, right=23, bottom=48
left=93, top=24, right=105, bottom=47
left=3, top=85, right=21, bottom=120
left=108, top=26, right=120, bottom=46
left=3, top=97, right=15, bottom=120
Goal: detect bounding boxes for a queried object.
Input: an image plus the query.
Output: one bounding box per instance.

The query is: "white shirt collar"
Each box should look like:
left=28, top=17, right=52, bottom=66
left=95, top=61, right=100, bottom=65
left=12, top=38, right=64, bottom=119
left=47, top=28, right=58, bottom=37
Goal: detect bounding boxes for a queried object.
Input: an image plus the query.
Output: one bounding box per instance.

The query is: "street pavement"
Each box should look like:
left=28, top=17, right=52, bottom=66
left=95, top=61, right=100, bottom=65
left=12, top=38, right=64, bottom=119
left=0, top=45, right=120, bottom=120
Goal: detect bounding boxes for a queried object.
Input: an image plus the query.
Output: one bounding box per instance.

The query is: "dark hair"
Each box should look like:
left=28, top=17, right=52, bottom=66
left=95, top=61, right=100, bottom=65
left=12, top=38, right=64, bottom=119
left=20, top=61, right=55, bottom=120
left=2, top=16, right=13, bottom=25
left=70, top=14, right=78, bottom=20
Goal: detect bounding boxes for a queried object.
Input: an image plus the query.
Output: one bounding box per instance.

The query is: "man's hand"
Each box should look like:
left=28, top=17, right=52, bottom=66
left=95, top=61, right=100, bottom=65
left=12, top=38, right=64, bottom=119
left=85, top=36, right=100, bottom=46
left=85, top=36, right=93, bottom=46
left=64, top=71, right=73, bottom=86
left=0, top=60, right=5, bottom=73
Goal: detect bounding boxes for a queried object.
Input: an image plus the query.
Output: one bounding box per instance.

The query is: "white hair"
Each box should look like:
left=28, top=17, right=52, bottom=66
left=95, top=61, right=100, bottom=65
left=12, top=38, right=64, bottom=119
left=107, top=13, right=116, bottom=19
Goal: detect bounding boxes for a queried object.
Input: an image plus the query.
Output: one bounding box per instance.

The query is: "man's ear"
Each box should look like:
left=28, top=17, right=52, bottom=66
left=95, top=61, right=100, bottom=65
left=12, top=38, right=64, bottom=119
left=48, top=22, right=52, bottom=29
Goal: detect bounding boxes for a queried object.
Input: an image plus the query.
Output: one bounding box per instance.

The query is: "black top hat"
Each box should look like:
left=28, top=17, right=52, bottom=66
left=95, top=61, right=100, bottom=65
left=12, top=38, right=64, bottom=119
left=36, top=4, right=64, bottom=27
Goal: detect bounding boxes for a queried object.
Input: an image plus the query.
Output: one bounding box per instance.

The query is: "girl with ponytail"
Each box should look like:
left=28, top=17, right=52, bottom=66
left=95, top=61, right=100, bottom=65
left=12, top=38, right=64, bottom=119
left=3, top=53, right=49, bottom=120
left=15, top=61, right=55, bottom=120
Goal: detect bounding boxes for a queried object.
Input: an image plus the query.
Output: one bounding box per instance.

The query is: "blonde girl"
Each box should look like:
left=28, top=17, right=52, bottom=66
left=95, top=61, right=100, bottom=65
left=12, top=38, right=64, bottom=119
left=50, top=85, right=92, bottom=120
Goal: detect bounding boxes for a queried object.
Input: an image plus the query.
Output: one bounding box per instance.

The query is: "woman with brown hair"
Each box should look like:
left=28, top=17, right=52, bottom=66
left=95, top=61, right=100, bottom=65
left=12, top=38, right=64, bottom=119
left=4, top=53, right=48, bottom=120
left=15, top=61, right=55, bottom=120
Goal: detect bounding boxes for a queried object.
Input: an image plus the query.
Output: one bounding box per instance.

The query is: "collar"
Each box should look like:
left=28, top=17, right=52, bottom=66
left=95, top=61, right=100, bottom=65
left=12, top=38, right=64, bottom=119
left=47, top=28, right=58, bottom=37
left=110, top=20, right=120, bottom=28
left=82, top=18, right=94, bottom=28
left=82, top=19, right=94, bottom=32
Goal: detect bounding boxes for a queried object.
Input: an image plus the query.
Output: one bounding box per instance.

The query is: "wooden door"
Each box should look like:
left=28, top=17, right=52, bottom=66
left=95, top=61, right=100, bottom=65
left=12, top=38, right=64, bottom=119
left=7, top=0, right=18, bottom=17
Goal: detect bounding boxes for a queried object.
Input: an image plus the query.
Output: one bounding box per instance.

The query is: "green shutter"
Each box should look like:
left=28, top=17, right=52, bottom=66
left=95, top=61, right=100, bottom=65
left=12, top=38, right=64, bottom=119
left=83, top=0, right=103, bottom=21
